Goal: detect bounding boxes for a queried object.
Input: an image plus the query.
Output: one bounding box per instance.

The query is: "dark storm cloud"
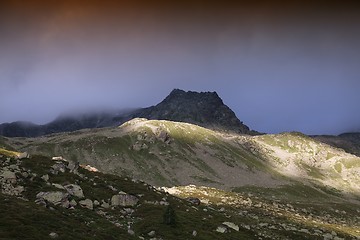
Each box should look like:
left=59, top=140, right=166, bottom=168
left=0, top=0, right=360, bottom=134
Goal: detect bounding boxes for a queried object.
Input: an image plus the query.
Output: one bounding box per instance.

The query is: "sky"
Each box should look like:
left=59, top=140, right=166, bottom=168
left=0, top=0, right=359, bottom=135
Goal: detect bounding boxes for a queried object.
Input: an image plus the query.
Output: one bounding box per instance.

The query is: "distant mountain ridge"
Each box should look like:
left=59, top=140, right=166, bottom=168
left=0, top=110, right=135, bottom=137
left=313, top=132, right=360, bottom=157
left=0, top=89, right=255, bottom=137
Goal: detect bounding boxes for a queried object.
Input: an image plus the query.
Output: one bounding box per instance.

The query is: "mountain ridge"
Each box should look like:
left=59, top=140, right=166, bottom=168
left=0, top=89, right=255, bottom=137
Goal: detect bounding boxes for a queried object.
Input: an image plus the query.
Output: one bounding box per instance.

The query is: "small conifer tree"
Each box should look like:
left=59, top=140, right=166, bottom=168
left=163, top=205, right=176, bottom=226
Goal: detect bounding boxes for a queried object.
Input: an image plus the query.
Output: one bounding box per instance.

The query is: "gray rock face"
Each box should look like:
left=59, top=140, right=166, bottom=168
left=64, top=184, right=84, bottom=198
left=111, top=194, right=139, bottom=207
left=79, top=199, right=93, bottom=210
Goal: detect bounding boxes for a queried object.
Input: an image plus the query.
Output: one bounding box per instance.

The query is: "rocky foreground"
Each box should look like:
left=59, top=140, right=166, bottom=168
left=1, top=150, right=359, bottom=240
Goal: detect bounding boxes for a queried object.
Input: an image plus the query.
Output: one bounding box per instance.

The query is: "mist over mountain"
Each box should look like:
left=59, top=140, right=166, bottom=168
left=0, top=89, right=255, bottom=137
left=0, top=109, right=135, bottom=137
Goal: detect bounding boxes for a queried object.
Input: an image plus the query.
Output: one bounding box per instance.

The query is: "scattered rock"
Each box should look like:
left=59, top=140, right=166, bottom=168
left=101, top=200, right=110, bottom=209
left=186, top=197, right=201, bottom=205
left=216, top=226, right=227, bottom=233
left=132, top=142, right=149, bottom=151
left=50, top=163, right=66, bottom=175
left=222, top=222, right=239, bottom=231
left=52, top=183, right=65, bottom=190
left=36, top=191, right=69, bottom=208
left=69, top=199, right=77, bottom=207
left=323, top=233, right=333, bottom=240
left=17, top=152, right=29, bottom=159
left=108, top=185, right=118, bottom=191
left=52, top=156, right=66, bottom=161
left=299, top=228, right=310, bottom=234
left=0, top=170, right=16, bottom=183
left=111, top=194, right=139, bottom=207
left=79, top=199, right=93, bottom=210
left=66, top=160, right=79, bottom=173
left=148, top=231, right=156, bottom=237
left=80, top=164, right=99, bottom=172
left=192, top=230, right=197, bottom=236
left=41, top=174, right=49, bottom=181
left=49, top=232, right=58, bottom=238
left=156, top=130, right=171, bottom=144
left=64, top=184, right=84, bottom=198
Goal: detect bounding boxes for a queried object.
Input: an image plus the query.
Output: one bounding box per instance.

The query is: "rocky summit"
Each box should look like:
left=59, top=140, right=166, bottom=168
left=134, top=89, right=255, bottom=134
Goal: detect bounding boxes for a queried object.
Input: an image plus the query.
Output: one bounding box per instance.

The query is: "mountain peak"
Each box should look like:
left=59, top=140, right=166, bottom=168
left=136, top=89, right=254, bottom=134
left=166, top=89, right=222, bottom=104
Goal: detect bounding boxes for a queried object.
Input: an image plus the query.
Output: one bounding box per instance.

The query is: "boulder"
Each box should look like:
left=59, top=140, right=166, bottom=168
left=222, top=222, right=239, bottom=231
left=0, top=170, right=17, bottom=183
left=111, top=194, right=139, bottom=207
left=148, top=231, right=156, bottom=237
left=69, top=199, right=77, bottom=207
left=36, top=191, right=69, bottom=208
left=100, top=201, right=110, bottom=209
left=216, top=226, right=227, bottom=233
left=17, top=152, right=29, bottom=159
left=49, top=232, right=58, bottom=238
left=79, top=199, right=93, bottom=210
left=64, top=184, right=84, bottom=198
left=41, top=174, right=49, bottom=182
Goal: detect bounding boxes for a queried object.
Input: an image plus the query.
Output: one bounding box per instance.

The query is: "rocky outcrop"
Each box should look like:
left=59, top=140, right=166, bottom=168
left=134, top=89, right=255, bottom=134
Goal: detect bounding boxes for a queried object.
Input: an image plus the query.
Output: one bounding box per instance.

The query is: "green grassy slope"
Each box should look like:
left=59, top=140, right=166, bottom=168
left=4, top=119, right=360, bottom=197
